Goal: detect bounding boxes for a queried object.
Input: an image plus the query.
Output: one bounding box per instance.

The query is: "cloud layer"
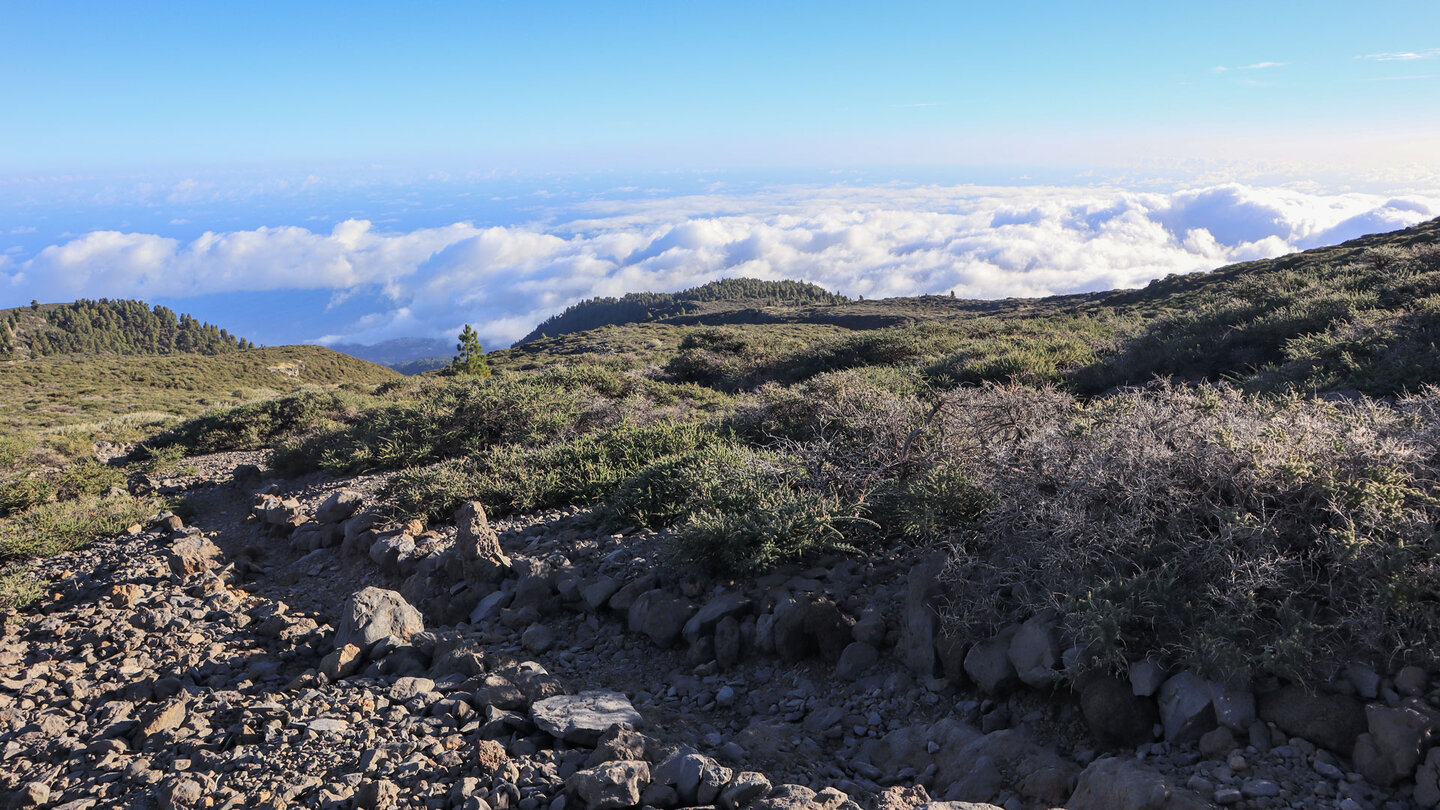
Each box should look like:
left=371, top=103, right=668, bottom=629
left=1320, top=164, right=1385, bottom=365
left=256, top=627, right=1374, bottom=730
left=8, top=183, right=1438, bottom=348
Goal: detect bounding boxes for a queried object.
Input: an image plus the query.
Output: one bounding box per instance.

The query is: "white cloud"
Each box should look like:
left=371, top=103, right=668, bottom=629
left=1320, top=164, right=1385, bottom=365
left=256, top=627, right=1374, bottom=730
left=7, top=184, right=1438, bottom=348
left=1361, top=49, right=1440, bottom=61
left=1213, top=61, right=1286, bottom=73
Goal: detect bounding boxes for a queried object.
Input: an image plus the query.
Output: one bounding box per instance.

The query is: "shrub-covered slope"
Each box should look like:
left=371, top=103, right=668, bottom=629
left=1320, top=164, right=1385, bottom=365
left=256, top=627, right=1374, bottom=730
left=502, top=218, right=1440, bottom=397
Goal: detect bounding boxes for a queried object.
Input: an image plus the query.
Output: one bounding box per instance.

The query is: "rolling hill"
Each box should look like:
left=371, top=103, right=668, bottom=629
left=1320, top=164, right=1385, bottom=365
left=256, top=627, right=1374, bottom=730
left=497, top=217, right=1440, bottom=397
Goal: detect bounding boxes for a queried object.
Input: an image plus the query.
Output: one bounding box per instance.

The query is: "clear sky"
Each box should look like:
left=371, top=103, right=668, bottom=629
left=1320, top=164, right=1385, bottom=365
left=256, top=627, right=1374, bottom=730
left=2, top=3, right=1438, bottom=349
left=3, top=1, right=1438, bottom=175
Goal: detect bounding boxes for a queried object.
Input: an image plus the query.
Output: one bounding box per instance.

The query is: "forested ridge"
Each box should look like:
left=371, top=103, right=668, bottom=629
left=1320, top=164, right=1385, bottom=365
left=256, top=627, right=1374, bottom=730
left=519, top=278, right=849, bottom=343
left=0, top=299, right=253, bottom=359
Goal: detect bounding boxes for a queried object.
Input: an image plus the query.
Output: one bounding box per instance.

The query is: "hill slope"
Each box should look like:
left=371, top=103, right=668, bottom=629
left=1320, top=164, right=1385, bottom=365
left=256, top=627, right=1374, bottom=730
left=0, top=345, right=399, bottom=433
left=498, top=217, right=1440, bottom=397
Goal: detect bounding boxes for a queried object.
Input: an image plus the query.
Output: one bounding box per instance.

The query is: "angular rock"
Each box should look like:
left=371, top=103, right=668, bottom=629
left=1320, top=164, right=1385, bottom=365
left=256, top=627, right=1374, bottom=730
left=356, top=779, right=401, bottom=810
left=934, top=729, right=1075, bottom=805
left=582, top=576, right=621, bottom=611
left=1198, top=727, right=1238, bottom=759
left=682, top=592, right=753, bottom=644
left=1208, top=683, right=1256, bottom=732
left=1008, top=614, right=1060, bottom=688
left=714, top=616, right=743, bottom=671
left=835, top=642, right=879, bottom=681
left=935, top=633, right=969, bottom=686
left=334, top=587, right=424, bottom=652
left=316, top=489, right=363, bottom=523
left=369, top=533, right=416, bottom=572
left=1066, top=757, right=1169, bottom=810
left=1396, top=665, right=1429, bottom=697
left=852, top=609, right=887, bottom=648
left=1157, top=671, right=1217, bottom=744
left=163, top=779, right=204, bottom=809
left=167, top=535, right=223, bottom=577
left=963, top=627, right=1019, bottom=696
left=773, top=598, right=853, bottom=663
left=653, top=751, right=732, bottom=805
left=390, top=676, right=435, bottom=702
left=455, top=502, right=511, bottom=582
left=721, top=772, right=773, bottom=810
left=136, top=699, right=187, bottom=742
left=585, top=727, right=652, bottom=768
left=1359, top=705, right=1433, bottom=786
left=1345, top=664, right=1382, bottom=700
left=1415, top=746, right=1440, bottom=808
left=532, top=690, right=644, bottom=746
left=1128, top=660, right=1166, bottom=697
left=1257, top=684, right=1366, bottom=754
left=627, top=589, right=694, bottom=649
left=899, top=553, right=946, bottom=675
left=566, top=760, right=650, bottom=810
left=320, top=643, right=363, bottom=680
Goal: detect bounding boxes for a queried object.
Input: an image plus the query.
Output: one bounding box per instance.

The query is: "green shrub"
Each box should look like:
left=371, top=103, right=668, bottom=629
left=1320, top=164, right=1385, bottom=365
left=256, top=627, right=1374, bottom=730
left=668, top=488, right=864, bottom=575
left=0, top=563, right=43, bottom=612
left=864, top=463, right=992, bottom=544
left=0, top=494, right=155, bottom=562
left=142, top=389, right=368, bottom=456
left=272, top=368, right=727, bottom=476
left=0, top=475, right=52, bottom=517
left=50, top=460, right=124, bottom=500
left=599, top=443, right=782, bottom=530
left=381, top=419, right=722, bottom=522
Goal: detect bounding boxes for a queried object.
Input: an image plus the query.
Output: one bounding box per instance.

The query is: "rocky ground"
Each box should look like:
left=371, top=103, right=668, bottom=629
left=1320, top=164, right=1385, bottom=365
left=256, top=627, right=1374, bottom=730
left=1, top=453, right=1435, bottom=809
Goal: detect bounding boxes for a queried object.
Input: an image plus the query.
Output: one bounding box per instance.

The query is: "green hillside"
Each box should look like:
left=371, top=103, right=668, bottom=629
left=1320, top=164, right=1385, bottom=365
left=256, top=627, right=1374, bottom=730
left=0, top=344, right=399, bottom=434
left=500, top=217, right=1440, bottom=397
left=0, top=298, right=254, bottom=360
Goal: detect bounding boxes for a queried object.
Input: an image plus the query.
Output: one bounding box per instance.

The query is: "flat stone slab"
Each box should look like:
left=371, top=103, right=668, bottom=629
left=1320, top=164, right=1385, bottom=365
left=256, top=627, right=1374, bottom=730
left=531, top=690, right=643, bottom=746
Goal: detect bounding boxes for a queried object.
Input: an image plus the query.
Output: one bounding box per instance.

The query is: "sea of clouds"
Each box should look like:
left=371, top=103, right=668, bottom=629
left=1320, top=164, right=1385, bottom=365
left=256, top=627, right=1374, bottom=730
left=4, top=182, right=1438, bottom=347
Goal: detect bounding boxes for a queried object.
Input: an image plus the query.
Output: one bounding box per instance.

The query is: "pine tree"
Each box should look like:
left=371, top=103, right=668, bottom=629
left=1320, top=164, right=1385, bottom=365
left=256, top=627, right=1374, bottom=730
left=451, top=324, right=491, bottom=376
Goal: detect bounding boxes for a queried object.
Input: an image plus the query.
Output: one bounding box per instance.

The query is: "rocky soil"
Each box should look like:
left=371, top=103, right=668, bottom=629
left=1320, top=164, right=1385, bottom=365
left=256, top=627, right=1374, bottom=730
left=2, top=453, right=1436, bottom=809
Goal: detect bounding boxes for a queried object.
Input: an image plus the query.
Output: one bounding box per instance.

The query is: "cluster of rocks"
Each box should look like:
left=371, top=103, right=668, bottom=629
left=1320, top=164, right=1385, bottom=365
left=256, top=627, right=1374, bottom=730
left=4, top=454, right=1438, bottom=810
left=260, top=477, right=1439, bottom=810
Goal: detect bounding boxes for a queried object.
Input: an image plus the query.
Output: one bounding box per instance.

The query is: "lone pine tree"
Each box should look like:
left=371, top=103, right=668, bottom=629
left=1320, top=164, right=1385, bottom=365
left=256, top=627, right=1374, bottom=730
left=451, top=324, right=491, bottom=376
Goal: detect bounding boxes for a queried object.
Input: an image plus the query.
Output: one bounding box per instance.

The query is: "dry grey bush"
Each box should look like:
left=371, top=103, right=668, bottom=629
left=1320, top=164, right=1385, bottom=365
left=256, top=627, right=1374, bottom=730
left=933, top=381, right=1440, bottom=680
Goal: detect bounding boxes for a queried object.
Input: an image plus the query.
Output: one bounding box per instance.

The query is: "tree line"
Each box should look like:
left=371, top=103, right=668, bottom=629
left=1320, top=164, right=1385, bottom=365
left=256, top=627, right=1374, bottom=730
left=519, top=278, right=848, bottom=344
left=0, top=299, right=253, bottom=359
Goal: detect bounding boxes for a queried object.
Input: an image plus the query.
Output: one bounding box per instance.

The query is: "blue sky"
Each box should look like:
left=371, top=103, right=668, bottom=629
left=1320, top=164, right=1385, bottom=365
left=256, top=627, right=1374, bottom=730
left=4, top=1, right=1437, bottom=173
left=1, top=3, right=1438, bottom=347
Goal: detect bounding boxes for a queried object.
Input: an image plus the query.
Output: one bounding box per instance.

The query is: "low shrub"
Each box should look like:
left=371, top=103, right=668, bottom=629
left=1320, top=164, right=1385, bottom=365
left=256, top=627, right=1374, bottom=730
left=668, top=487, right=864, bottom=575
left=272, top=367, right=728, bottom=476
left=381, top=419, right=722, bottom=522
left=0, top=563, right=43, bottom=613
left=933, top=382, right=1440, bottom=681
left=599, top=443, right=783, bottom=530
left=142, top=389, right=368, bottom=456
left=0, top=494, right=155, bottom=562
